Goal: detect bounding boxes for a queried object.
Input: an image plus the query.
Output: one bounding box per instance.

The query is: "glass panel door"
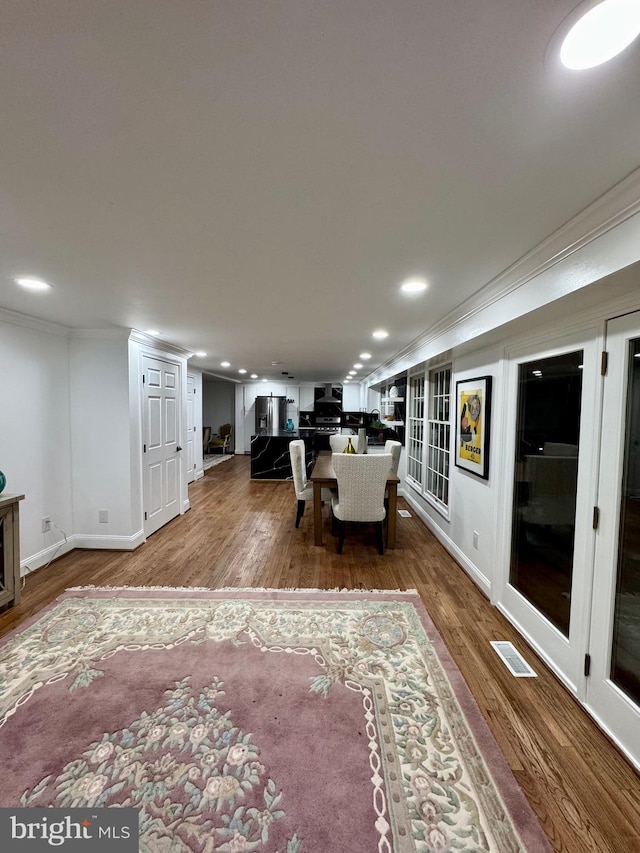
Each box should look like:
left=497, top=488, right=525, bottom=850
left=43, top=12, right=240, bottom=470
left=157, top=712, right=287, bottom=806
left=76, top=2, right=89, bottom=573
left=499, top=333, right=598, bottom=688
left=589, top=313, right=640, bottom=769
left=509, top=351, right=583, bottom=635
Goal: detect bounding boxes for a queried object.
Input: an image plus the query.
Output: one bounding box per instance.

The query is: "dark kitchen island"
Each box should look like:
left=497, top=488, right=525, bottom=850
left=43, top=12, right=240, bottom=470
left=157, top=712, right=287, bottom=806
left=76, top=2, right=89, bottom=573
left=250, top=429, right=315, bottom=479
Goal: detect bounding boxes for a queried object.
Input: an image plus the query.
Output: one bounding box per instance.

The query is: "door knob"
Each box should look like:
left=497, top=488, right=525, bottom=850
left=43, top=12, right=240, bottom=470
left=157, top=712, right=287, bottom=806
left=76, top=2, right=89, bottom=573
left=176, top=446, right=182, bottom=451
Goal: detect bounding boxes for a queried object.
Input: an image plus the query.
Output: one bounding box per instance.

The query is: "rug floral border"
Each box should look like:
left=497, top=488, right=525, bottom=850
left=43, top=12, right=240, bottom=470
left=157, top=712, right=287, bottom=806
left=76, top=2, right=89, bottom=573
left=0, top=588, right=550, bottom=852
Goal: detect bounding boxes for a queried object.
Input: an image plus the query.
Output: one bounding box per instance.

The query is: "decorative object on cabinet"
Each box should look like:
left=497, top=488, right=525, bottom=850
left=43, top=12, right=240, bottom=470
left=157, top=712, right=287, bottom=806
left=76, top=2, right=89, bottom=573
left=0, top=493, right=24, bottom=609
left=455, top=376, right=492, bottom=479
left=0, top=470, right=5, bottom=494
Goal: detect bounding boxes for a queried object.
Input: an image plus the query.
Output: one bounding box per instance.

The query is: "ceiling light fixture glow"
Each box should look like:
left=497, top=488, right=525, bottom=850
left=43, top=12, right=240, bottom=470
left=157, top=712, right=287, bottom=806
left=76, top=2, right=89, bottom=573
left=372, top=329, right=389, bottom=339
left=238, top=368, right=247, bottom=374
left=559, top=0, right=640, bottom=69
left=359, top=352, right=372, bottom=360
left=353, top=363, right=363, bottom=369
left=195, top=351, right=207, bottom=357
left=15, top=277, right=52, bottom=292
left=221, top=361, right=230, bottom=367
left=399, top=276, right=428, bottom=294
left=250, top=373, right=258, bottom=379
left=145, top=329, right=161, bottom=336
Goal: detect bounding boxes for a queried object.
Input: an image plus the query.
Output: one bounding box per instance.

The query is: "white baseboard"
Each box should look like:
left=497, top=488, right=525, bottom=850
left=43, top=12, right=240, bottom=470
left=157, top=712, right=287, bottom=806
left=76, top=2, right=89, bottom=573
left=73, top=529, right=146, bottom=550
left=20, top=539, right=75, bottom=575
left=402, top=490, right=491, bottom=598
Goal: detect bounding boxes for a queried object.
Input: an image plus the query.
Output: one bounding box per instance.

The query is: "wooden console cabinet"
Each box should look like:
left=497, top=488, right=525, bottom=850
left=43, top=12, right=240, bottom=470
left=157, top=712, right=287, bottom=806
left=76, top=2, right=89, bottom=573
left=0, top=493, right=24, bottom=609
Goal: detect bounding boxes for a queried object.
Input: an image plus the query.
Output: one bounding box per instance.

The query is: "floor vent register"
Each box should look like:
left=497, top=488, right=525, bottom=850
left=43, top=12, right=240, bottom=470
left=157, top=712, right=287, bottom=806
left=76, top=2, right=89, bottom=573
left=490, top=641, right=537, bottom=677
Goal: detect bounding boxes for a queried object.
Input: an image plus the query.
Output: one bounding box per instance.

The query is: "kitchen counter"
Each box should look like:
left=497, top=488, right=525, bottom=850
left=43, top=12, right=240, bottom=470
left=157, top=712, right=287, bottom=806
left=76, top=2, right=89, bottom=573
left=250, top=430, right=314, bottom=479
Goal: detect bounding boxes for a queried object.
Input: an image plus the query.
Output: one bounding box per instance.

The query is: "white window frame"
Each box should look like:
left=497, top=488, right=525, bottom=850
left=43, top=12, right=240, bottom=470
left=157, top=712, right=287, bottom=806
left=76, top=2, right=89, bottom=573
left=406, top=373, right=425, bottom=489
left=425, top=364, right=452, bottom=517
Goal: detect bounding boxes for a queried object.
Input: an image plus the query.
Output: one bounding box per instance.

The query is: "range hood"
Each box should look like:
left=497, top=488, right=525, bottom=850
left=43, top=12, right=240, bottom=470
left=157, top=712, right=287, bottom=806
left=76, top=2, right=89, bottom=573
left=316, top=384, right=342, bottom=403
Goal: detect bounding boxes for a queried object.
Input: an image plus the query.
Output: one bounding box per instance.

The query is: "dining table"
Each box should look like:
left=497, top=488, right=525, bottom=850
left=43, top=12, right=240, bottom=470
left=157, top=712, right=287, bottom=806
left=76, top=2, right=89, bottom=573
left=309, top=451, right=400, bottom=548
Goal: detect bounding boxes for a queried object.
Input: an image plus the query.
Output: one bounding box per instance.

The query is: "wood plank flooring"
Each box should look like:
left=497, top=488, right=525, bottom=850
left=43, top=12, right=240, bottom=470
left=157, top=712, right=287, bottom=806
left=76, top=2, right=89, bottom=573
left=2, top=455, right=639, bottom=851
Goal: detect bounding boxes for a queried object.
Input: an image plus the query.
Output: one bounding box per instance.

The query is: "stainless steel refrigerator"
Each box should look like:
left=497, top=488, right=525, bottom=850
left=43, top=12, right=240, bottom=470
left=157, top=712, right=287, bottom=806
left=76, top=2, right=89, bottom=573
left=255, top=396, right=287, bottom=432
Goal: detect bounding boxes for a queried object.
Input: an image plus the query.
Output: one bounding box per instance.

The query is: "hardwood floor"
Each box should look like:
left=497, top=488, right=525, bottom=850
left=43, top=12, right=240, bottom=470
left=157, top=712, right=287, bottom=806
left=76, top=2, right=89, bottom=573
left=2, top=454, right=639, bottom=851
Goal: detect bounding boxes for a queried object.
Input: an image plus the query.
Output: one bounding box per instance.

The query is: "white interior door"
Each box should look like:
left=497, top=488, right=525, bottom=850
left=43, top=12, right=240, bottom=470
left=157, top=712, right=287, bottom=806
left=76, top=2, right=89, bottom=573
left=143, top=355, right=181, bottom=536
left=587, top=311, right=640, bottom=770
left=186, top=374, right=195, bottom=484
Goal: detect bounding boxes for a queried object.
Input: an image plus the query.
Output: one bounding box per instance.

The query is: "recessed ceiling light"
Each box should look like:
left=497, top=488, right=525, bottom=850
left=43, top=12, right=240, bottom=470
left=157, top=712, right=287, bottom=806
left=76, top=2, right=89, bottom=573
left=195, top=351, right=207, bottom=357
left=348, top=370, right=357, bottom=376
left=559, top=0, right=640, bottom=69
left=353, top=363, right=363, bottom=369
left=400, top=277, right=428, bottom=294
left=15, top=277, right=52, bottom=292
left=238, top=368, right=247, bottom=374
left=359, top=352, right=372, bottom=360
left=145, top=329, right=161, bottom=336
left=372, top=329, right=389, bottom=339
left=250, top=373, right=258, bottom=379
left=262, top=378, right=268, bottom=382
left=221, top=361, right=230, bottom=367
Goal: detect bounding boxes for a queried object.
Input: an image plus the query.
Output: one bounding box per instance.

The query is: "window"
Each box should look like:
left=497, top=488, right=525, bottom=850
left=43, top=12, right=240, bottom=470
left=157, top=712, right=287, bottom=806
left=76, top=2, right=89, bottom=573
left=407, top=375, right=425, bottom=485
left=427, top=366, right=451, bottom=509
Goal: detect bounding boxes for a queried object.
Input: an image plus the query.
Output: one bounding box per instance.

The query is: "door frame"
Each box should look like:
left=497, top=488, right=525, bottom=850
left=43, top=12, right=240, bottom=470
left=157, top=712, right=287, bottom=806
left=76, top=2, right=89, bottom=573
left=494, top=324, right=604, bottom=697
left=132, top=336, right=190, bottom=540
left=587, top=310, right=640, bottom=770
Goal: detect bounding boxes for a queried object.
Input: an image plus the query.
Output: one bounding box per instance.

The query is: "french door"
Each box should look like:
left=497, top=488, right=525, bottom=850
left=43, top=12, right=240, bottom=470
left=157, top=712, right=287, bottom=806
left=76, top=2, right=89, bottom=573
left=588, top=312, right=640, bottom=769
left=498, top=333, right=600, bottom=690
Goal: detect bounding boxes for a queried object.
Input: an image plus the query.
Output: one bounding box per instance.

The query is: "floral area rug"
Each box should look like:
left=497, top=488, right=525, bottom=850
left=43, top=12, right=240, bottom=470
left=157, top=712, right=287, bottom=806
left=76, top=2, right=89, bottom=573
left=0, top=588, right=551, bottom=852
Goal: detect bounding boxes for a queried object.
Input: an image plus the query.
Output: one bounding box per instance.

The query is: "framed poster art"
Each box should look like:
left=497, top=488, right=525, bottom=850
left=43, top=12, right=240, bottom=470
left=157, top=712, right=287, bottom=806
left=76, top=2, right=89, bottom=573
left=455, top=376, right=492, bottom=479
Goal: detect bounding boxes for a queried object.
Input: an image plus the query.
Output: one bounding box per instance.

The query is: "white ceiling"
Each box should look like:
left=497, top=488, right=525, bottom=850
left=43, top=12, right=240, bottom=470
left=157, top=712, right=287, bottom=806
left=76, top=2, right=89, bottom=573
left=1, top=1, right=639, bottom=384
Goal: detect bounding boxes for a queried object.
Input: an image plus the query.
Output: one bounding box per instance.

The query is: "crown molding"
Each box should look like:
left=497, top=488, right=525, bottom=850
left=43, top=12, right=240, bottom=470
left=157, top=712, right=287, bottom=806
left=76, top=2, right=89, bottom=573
left=366, top=166, right=640, bottom=386
left=0, top=307, right=71, bottom=337
left=129, top=328, right=192, bottom=358
left=71, top=327, right=131, bottom=340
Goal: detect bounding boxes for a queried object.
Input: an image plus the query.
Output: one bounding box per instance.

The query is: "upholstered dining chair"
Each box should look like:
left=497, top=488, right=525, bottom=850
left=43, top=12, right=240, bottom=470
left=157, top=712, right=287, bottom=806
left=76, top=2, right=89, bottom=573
left=329, top=433, right=366, bottom=453
left=384, top=440, right=402, bottom=473
left=331, top=453, right=392, bottom=554
left=289, top=439, right=333, bottom=528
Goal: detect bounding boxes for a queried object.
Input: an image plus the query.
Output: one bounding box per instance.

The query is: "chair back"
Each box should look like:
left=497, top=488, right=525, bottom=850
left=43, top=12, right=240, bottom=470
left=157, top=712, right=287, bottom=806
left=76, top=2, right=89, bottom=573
left=330, top=434, right=363, bottom=453
left=329, top=434, right=349, bottom=453
left=203, top=426, right=211, bottom=452
left=384, top=440, right=402, bottom=473
left=289, top=440, right=308, bottom=498
left=332, top=453, right=392, bottom=522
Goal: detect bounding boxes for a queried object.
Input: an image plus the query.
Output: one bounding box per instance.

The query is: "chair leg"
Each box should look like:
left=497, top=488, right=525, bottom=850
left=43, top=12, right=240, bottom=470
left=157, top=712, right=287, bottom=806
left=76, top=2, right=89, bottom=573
left=295, top=500, right=305, bottom=528
left=331, top=510, right=338, bottom=536
left=337, top=521, right=346, bottom=554
left=376, top=521, right=384, bottom=555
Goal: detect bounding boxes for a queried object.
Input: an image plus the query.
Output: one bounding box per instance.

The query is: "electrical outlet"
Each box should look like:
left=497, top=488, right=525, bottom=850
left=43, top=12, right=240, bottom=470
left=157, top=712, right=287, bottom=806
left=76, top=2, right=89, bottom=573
left=473, top=530, right=479, bottom=549
left=42, top=516, right=51, bottom=533
left=98, top=509, right=109, bottom=523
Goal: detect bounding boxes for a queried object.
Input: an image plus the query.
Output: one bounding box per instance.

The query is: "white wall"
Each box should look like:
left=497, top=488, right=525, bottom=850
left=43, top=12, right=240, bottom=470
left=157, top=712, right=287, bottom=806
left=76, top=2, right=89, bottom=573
left=395, top=263, right=640, bottom=601
left=69, top=333, right=136, bottom=546
left=0, top=311, right=74, bottom=571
